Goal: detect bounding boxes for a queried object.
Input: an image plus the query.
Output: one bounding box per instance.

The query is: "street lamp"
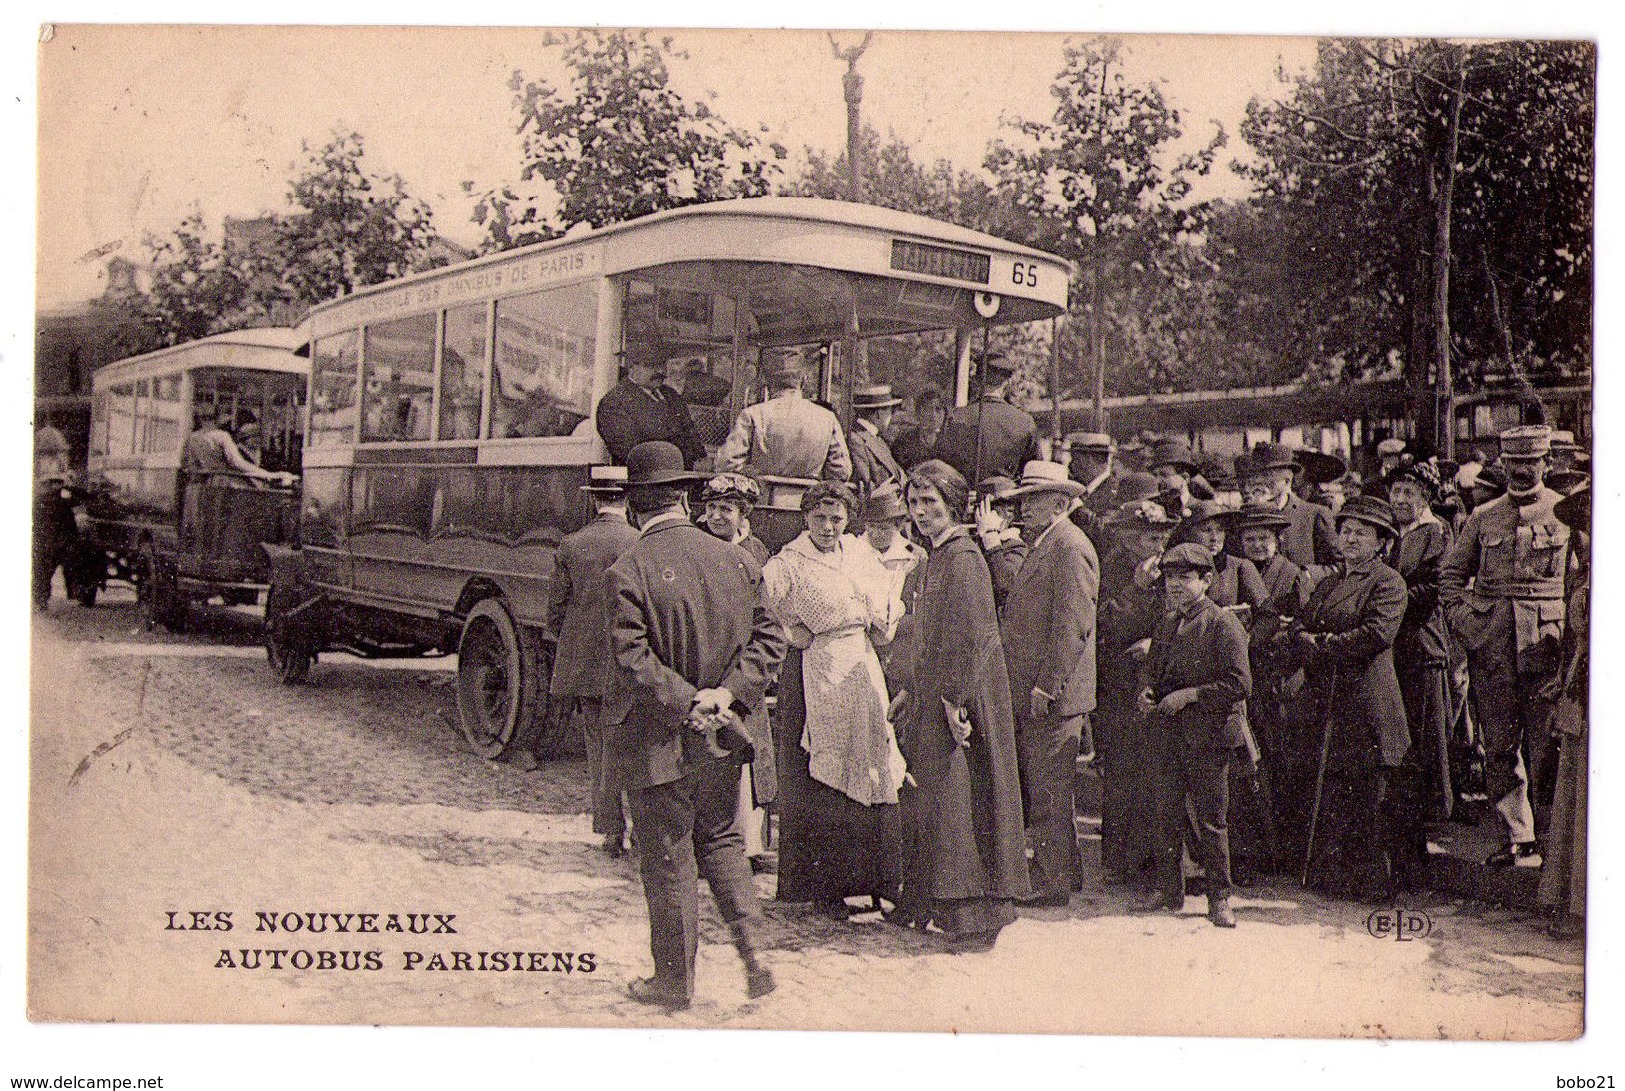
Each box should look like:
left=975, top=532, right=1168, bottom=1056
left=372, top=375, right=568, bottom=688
left=828, top=32, right=873, bottom=203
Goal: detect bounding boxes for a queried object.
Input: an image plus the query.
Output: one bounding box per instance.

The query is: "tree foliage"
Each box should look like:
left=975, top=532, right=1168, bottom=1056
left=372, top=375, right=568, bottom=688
left=132, top=131, right=442, bottom=347
left=471, top=30, right=786, bottom=250
left=984, top=37, right=1227, bottom=400
left=1235, top=38, right=1594, bottom=401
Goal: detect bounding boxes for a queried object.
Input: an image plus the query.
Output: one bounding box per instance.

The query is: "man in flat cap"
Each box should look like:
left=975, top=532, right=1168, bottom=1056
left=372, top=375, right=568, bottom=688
left=605, top=442, right=789, bottom=1009
left=716, top=352, right=852, bottom=482
left=999, top=461, right=1099, bottom=905
left=1440, top=424, right=1570, bottom=869
left=933, top=349, right=1039, bottom=483
left=1137, top=542, right=1252, bottom=928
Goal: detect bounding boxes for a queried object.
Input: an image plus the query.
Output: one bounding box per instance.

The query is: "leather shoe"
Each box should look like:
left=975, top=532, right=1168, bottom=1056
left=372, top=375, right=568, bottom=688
left=1139, top=892, right=1185, bottom=913
left=1016, top=891, right=1071, bottom=908
left=745, top=966, right=777, bottom=999
left=627, top=976, right=691, bottom=1011
left=1485, top=842, right=1543, bottom=869
left=1208, top=898, right=1237, bottom=928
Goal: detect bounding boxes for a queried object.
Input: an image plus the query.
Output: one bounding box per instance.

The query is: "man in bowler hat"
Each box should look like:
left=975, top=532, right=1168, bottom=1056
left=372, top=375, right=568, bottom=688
left=605, top=441, right=789, bottom=1008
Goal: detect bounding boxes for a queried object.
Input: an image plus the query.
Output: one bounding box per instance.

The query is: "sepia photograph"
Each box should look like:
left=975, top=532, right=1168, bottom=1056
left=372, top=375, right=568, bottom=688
left=14, top=6, right=1615, bottom=1087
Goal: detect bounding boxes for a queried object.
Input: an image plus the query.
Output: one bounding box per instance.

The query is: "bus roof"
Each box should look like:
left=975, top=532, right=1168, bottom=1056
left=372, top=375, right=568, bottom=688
left=93, top=327, right=307, bottom=387
left=300, top=197, right=1074, bottom=328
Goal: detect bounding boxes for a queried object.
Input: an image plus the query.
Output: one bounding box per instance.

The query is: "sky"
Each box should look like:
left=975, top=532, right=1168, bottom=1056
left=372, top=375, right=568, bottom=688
left=35, top=25, right=1322, bottom=309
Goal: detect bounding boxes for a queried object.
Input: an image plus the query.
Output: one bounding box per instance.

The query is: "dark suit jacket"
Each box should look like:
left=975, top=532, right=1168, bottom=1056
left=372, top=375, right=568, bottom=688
left=1280, top=491, right=1341, bottom=570
left=1293, top=560, right=1411, bottom=768
left=605, top=518, right=788, bottom=790
left=1000, top=518, right=1099, bottom=718
left=849, top=422, right=903, bottom=494
left=595, top=380, right=705, bottom=467
left=1146, top=597, right=1252, bottom=750
left=546, top=511, right=641, bottom=697
left=933, top=397, right=1040, bottom=482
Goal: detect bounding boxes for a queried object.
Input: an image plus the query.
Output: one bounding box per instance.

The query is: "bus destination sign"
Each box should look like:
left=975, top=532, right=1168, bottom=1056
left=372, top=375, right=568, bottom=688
left=890, top=240, right=991, bottom=285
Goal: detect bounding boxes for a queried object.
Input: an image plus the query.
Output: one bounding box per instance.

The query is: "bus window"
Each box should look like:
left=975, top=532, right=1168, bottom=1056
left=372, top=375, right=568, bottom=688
left=143, top=374, right=184, bottom=454
left=310, top=330, right=360, bottom=447
left=489, top=282, right=597, bottom=440
left=107, top=383, right=136, bottom=456
left=362, top=313, right=436, bottom=443
left=439, top=303, right=488, bottom=442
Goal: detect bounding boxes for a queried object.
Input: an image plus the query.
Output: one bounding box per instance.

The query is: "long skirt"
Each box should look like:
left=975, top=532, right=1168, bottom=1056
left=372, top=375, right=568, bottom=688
left=772, top=648, right=902, bottom=905
left=1098, top=671, right=1159, bottom=884
left=1304, top=767, right=1399, bottom=902
left=1538, top=729, right=1587, bottom=919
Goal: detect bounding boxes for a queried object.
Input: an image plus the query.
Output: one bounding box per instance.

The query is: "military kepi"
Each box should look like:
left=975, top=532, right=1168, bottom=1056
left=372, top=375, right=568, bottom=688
left=1499, top=424, right=1553, bottom=459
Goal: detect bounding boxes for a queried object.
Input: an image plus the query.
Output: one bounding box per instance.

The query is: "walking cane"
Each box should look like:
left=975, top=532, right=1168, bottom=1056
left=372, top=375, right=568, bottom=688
left=1301, top=664, right=1337, bottom=888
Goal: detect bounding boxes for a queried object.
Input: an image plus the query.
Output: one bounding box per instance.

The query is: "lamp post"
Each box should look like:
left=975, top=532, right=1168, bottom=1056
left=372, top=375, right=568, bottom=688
left=828, top=32, right=874, bottom=203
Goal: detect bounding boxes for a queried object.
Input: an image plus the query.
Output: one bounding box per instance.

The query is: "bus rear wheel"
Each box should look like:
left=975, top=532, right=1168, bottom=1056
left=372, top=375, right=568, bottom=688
left=455, top=599, right=543, bottom=761
left=136, top=543, right=187, bottom=632
left=263, top=576, right=314, bottom=684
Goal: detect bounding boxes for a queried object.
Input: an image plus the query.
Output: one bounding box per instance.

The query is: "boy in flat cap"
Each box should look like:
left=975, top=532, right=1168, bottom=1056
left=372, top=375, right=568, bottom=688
left=1137, top=542, right=1253, bottom=927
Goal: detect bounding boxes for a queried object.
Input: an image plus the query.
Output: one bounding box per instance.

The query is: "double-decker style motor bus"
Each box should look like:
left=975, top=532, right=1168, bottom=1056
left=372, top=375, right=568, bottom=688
left=85, top=327, right=307, bottom=628
left=265, top=197, right=1071, bottom=759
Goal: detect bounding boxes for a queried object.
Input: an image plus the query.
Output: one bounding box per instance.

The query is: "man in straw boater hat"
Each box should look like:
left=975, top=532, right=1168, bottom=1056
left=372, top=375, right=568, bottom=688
left=1440, top=424, right=1571, bottom=870
left=1236, top=441, right=1341, bottom=575
left=604, top=442, right=789, bottom=1009
left=998, top=461, right=1099, bottom=906
left=848, top=383, right=906, bottom=494
left=716, top=350, right=852, bottom=482
left=544, top=465, right=641, bottom=838
left=932, top=347, right=1040, bottom=484
left=1137, top=542, right=1252, bottom=927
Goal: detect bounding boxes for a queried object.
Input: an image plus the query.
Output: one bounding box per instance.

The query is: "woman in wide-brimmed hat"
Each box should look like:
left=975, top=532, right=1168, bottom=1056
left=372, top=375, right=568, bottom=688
left=1172, top=500, right=1268, bottom=613
left=1278, top=494, right=1414, bottom=901
left=1382, top=459, right=1461, bottom=857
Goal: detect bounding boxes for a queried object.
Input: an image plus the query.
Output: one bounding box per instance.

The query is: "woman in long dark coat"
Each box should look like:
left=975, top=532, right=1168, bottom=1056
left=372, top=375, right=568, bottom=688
left=1282, top=495, right=1412, bottom=901
left=1384, top=461, right=1457, bottom=885
left=890, top=460, right=1030, bottom=949
left=1095, top=499, right=1177, bottom=884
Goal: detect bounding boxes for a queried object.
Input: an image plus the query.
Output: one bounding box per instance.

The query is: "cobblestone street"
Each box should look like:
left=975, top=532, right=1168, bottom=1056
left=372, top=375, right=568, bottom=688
left=28, top=590, right=1585, bottom=1040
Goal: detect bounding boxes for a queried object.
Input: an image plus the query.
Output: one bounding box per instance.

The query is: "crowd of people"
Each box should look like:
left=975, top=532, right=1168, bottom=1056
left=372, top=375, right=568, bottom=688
left=544, top=348, right=1591, bottom=1011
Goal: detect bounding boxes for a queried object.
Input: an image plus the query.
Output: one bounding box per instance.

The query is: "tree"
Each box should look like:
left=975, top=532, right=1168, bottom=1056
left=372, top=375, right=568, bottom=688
left=132, top=131, right=442, bottom=346
left=1237, top=38, right=1594, bottom=453
left=470, top=30, right=786, bottom=250
left=268, top=130, right=441, bottom=308
left=985, top=37, right=1226, bottom=414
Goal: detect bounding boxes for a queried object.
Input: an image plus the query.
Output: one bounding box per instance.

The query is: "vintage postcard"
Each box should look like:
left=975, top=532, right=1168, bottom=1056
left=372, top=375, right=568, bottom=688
left=24, top=18, right=1599, bottom=1076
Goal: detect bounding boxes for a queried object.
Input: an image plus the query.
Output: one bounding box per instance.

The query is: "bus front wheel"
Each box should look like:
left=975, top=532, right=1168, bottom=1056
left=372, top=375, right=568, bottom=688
left=455, top=599, right=543, bottom=762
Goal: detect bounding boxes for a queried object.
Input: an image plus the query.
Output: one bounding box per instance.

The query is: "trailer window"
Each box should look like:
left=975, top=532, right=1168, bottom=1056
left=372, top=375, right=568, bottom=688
left=310, top=330, right=360, bottom=447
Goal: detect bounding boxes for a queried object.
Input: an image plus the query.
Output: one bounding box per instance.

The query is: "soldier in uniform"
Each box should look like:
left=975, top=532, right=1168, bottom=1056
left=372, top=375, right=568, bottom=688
left=716, top=355, right=852, bottom=482
left=1440, top=425, right=1570, bottom=869
left=932, top=350, right=1039, bottom=483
